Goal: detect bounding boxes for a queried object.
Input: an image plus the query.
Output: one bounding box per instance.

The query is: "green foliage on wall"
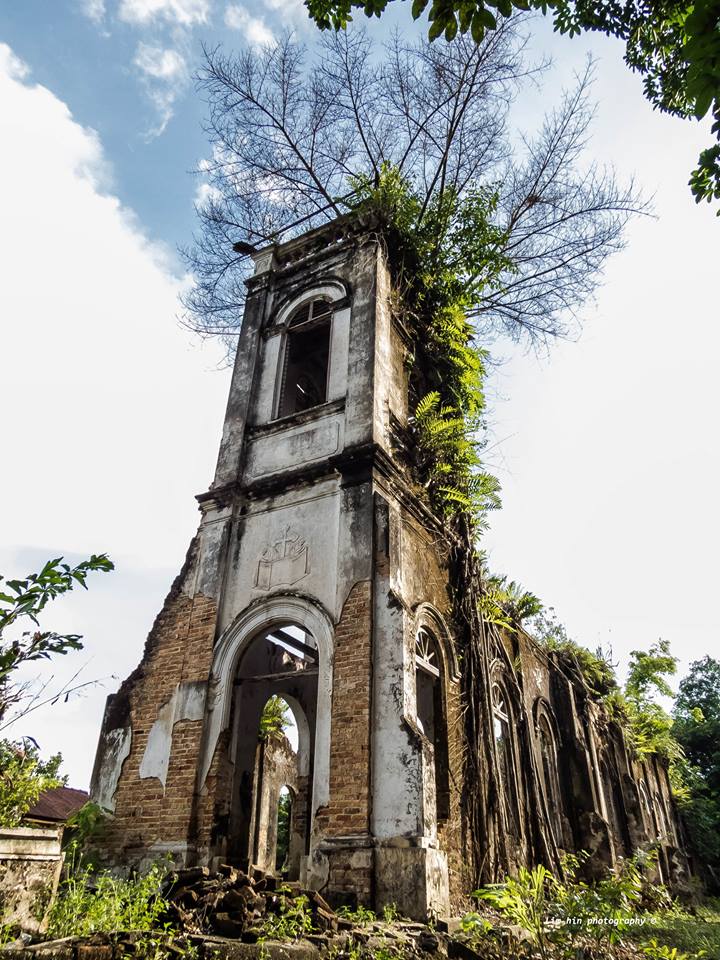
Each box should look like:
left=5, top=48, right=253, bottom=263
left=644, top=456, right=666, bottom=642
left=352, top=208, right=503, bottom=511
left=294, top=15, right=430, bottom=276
left=351, top=163, right=507, bottom=527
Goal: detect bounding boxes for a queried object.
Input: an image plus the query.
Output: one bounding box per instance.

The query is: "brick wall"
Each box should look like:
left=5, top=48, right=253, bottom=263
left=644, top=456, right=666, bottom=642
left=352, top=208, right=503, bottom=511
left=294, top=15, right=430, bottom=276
left=98, top=584, right=218, bottom=864
left=327, top=847, right=374, bottom=902
left=321, top=581, right=373, bottom=839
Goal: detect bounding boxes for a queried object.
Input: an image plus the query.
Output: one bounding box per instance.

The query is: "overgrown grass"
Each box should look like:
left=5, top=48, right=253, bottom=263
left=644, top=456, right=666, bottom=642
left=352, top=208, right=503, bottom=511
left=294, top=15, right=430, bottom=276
left=470, top=854, right=719, bottom=959
left=258, top=891, right=315, bottom=941
left=624, top=900, right=720, bottom=959
left=47, top=862, right=169, bottom=938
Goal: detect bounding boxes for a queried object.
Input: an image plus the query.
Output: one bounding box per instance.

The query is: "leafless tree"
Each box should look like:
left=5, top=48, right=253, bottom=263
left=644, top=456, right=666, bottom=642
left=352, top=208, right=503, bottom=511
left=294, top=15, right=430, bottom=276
left=183, top=23, right=646, bottom=354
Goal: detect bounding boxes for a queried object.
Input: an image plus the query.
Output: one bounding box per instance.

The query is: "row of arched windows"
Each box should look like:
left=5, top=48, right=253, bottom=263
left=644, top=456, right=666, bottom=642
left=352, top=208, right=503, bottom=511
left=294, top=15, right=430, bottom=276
left=413, top=629, right=569, bottom=849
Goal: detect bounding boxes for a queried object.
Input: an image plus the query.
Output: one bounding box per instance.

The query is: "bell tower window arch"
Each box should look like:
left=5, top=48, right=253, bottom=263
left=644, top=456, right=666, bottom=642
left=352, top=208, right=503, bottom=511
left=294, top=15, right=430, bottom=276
left=276, top=298, right=333, bottom=418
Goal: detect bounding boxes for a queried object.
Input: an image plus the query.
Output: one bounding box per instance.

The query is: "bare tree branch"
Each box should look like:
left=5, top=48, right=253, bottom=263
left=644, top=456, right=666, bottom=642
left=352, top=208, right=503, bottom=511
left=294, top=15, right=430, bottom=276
left=182, top=26, right=647, bottom=356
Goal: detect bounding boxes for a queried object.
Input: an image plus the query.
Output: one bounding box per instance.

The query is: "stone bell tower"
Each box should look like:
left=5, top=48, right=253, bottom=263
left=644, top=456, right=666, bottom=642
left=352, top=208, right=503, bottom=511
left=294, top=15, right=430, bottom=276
left=91, top=215, right=463, bottom=919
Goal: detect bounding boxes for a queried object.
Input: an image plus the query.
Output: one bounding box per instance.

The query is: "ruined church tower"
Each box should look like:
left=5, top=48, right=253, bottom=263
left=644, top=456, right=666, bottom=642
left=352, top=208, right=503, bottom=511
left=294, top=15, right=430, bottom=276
left=91, top=214, right=688, bottom=916
left=91, top=217, right=460, bottom=918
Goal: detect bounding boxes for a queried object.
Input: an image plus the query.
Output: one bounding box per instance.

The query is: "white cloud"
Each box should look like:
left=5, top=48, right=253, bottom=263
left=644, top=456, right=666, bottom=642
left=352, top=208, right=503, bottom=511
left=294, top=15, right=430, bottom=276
left=80, top=0, right=107, bottom=22
left=260, top=0, right=304, bottom=14
left=133, top=42, right=186, bottom=81
left=0, top=43, right=29, bottom=81
left=194, top=180, right=222, bottom=204
left=133, top=42, right=189, bottom=135
left=118, top=0, right=210, bottom=25
left=0, top=44, right=229, bottom=786
left=224, top=4, right=274, bottom=45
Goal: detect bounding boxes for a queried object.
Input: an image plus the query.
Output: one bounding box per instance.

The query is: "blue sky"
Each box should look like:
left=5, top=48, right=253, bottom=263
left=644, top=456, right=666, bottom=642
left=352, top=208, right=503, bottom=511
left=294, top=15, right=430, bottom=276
left=0, top=1, right=718, bottom=788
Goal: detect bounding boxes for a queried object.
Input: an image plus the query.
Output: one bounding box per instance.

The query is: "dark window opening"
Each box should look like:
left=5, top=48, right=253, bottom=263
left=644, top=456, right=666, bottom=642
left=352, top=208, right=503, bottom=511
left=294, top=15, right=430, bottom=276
left=415, top=628, right=450, bottom=822
left=492, top=680, right=521, bottom=838
left=277, top=299, right=332, bottom=418
left=601, top=760, right=631, bottom=858
left=538, top=714, right=564, bottom=846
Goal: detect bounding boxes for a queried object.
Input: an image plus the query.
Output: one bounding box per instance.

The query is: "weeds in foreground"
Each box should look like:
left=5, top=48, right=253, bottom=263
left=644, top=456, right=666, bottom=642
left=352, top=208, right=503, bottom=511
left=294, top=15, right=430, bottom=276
left=470, top=852, right=717, bottom=959
left=336, top=904, right=377, bottom=925
left=258, top=893, right=314, bottom=941
left=0, top=924, right=18, bottom=947
left=47, top=862, right=169, bottom=938
left=381, top=903, right=401, bottom=923
left=459, top=910, right=493, bottom=941
left=625, top=900, right=720, bottom=960
left=477, top=864, right=552, bottom=958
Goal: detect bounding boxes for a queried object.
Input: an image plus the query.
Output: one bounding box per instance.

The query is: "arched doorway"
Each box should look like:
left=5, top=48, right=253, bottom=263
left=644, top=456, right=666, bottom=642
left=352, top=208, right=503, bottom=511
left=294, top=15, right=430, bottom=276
left=600, top=759, right=631, bottom=860
left=228, top=623, right=317, bottom=878
left=275, top=784, right=294, bottom=873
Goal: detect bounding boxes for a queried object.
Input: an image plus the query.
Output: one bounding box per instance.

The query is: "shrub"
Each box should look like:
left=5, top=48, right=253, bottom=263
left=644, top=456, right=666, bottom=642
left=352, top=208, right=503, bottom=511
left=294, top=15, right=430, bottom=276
left=0, top=739, right=63, bottom=827
left=260, top=891, right=315, bottom=941
left=475, top=865, right=552, bottom=958
left=47, top=862, right=169, bottom=937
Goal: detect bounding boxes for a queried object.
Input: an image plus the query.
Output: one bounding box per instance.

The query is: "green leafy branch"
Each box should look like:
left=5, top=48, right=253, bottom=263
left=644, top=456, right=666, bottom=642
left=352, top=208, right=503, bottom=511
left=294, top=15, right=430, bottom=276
left=0, top=554, right=114, bottom=692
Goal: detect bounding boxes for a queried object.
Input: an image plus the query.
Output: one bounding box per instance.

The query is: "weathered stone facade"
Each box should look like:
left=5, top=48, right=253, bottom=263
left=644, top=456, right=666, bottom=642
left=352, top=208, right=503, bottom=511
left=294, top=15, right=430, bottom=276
left=91, top=217, right=687, bottom=919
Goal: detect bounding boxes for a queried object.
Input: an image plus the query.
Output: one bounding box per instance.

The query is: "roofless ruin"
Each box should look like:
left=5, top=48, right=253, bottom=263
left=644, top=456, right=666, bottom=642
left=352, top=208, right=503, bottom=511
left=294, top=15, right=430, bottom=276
left=90, top=217, right=688, bottom=918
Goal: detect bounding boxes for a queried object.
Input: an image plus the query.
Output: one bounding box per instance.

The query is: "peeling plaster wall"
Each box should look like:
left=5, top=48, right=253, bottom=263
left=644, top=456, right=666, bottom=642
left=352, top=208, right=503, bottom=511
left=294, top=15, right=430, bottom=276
left=139, top=681, right=206, bottom=789
left=90, top=723, right=131, bottom=813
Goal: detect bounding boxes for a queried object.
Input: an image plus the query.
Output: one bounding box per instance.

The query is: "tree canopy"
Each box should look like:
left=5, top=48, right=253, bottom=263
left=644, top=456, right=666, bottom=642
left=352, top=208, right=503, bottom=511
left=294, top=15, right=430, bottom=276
left=184, top=26, right=644, bottom=352
left=0, top=554, right=113, bottom=724
left=304, top=0, right=720, bottom=212
left=673, top=656, right=720, bottom=889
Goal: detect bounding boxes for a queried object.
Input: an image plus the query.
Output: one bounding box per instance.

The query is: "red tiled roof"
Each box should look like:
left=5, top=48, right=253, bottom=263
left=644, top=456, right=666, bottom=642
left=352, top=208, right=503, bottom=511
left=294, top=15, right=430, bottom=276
left=25, top=786, right=89, bottom=823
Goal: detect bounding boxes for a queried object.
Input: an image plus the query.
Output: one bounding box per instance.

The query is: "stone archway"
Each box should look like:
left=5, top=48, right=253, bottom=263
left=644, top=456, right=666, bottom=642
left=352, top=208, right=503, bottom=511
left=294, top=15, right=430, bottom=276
left=198, top=596, right=334, bottom=878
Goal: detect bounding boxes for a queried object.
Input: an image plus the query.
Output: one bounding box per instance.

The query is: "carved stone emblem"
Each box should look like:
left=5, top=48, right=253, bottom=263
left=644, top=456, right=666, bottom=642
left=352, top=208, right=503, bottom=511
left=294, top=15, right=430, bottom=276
left=255, top=526, right=310, bottom=590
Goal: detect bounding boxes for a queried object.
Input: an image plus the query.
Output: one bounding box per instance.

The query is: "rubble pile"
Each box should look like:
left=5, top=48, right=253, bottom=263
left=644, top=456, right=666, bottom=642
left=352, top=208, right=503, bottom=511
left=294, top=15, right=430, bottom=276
left=163, top=865, right=347, bottom=942
left=160, top=867, right=493, bottom=958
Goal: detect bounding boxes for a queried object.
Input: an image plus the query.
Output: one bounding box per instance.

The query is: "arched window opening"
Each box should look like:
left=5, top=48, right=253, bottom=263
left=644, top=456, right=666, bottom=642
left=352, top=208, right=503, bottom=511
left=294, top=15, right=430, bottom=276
left=638, top=780, right=653, bottom=833
left=230, top=623, right=317, bottom=879
left=492, top=680, right=520, bottom=838
left=277, top=299, right=332, bottom=418
left=537, top=713, right=564, bottom=847
left=415, top=628, right=450, bottom=823
left=275, top=785, right=293, bottom=873
left=601, top=760, right=631, bottom=859
left=654, top=791, right=675, bottom=842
